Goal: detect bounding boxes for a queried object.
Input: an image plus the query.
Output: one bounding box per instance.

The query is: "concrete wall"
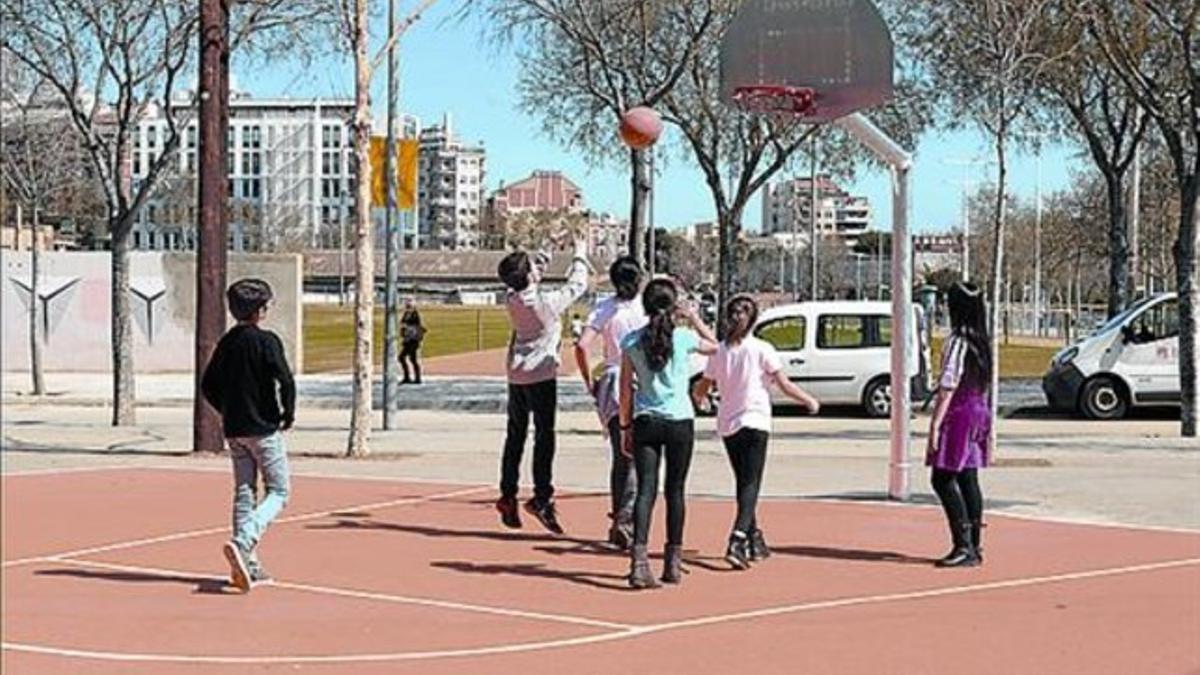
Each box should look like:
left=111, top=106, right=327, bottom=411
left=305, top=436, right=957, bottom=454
left=2, top=251, right=302, bottom=373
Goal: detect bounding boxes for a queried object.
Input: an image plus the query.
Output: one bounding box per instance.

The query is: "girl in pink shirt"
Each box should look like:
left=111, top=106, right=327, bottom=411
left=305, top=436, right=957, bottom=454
left=692, top=295, right=820, bottom=570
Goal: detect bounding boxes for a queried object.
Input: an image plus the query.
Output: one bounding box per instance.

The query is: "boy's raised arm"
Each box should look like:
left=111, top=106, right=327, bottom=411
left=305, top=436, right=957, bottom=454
left=544, top=238, right=593, bottom=317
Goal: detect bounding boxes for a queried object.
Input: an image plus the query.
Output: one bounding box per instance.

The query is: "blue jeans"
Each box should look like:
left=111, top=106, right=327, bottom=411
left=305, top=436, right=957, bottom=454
left=229, top=432, right=290, bottom=556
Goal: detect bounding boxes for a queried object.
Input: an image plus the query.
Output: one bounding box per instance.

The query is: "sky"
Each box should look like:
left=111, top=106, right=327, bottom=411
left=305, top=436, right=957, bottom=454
left=237, top=4, right=1089, bottom=236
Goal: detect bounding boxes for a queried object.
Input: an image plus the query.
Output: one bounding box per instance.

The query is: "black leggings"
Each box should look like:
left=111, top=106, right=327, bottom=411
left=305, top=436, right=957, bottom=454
left=632, top=416, right=695, bottom=547
left=723, top=428, right=769, bottom=535
left=400, top=341, right=421, bottom=382
left=930, top=468, right=983, bottom=529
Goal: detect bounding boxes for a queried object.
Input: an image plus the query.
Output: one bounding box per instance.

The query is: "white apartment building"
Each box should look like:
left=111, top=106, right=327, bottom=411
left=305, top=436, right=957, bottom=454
left=417, top=114, right=485, bottom=250
left=761, top=175, right=871, bottom=246
left=587, top=212, right=630, bottom=262
left=130, top=95, right=355, bottom=252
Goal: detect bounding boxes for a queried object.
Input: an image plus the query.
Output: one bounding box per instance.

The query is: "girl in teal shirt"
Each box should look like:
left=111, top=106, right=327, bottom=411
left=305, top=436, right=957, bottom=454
left=618, top=278, right=718, bottom=589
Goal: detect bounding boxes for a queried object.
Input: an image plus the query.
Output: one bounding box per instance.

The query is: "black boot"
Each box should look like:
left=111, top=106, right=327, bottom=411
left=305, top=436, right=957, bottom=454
left=971, top=520, right=984, bottom=563
left=725, top=531, right=752, bottom=570
left=629, top=545, right=660, bottom=589
left=661, top=544, right=683, bottom=584
left=748, top=528, right=771, bottom=561
left=936, top=522, right=979, bottom=568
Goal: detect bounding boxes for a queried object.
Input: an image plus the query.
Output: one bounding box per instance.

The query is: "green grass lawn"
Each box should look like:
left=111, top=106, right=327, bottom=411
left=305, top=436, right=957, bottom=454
left=931, top=336, right=1057, bottom=380
left=303, top=304, right=512, bottom=373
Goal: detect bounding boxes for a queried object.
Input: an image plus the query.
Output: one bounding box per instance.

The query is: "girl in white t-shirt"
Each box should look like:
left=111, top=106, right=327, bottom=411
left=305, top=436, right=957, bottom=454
left=692, top=295, right=820, bottom=570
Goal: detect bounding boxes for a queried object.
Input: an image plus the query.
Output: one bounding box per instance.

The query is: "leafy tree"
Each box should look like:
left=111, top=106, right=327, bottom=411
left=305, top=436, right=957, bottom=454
left=1082, top=0, right=1200, bottom=436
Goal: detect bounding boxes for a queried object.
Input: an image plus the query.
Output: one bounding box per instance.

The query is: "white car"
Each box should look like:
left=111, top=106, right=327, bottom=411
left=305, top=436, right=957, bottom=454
left=1043, top=293, right=1180, bottom=419
left=746, top=301, right=930, bottom=417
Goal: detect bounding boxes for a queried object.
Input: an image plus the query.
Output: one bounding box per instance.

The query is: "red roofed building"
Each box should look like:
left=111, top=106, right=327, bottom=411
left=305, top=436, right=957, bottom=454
left=482, top=170, right=585, bottom=249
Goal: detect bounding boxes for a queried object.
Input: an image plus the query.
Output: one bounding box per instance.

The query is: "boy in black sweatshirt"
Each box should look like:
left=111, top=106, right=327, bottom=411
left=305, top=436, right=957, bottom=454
left=201, top=278, right=295, bottom=593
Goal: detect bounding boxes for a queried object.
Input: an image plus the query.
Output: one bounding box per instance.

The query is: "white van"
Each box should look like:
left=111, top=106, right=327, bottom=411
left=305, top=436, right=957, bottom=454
left=745, top=301, right=930, bottom=417
left=1043, top=293, right=1181, bottom=419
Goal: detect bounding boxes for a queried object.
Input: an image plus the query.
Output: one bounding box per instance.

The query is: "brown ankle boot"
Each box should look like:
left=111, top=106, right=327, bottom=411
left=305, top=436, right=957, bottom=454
left=629, top=545, right=659, bottom=589
left=661, top=544, right=683, bottom=584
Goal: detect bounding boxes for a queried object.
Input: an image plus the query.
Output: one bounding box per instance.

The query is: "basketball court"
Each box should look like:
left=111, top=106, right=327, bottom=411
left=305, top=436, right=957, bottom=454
left=3, top=465, right=1198, bottom=674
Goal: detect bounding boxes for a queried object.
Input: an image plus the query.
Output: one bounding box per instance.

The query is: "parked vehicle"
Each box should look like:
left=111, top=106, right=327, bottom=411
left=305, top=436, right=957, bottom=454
left=745, top=301, right=930, bottom=417
left=1043, top=293, right=1181, bottom=420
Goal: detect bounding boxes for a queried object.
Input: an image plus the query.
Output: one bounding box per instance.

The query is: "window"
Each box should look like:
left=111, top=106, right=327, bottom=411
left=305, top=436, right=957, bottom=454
left=186, top=126, right=197, bottom=149
left=147, top=126, right=158, bottom=149
left=242, top=126, right=261, bottom=149
left=1129, top=300, right=1179, bottom=343
left=133, top=231, right=142, bottom=248
left=322, top=125, right=342, bottom=149
left=184, top=153, right=196, bottom=173
left=817, top=315, right=892, bottom=349
left=148, top=231, right=157, bottom=249
left=133, top=153, right=142, bottom=175
left=818, top=315, right=865, bottom=349
left=755, top=317, right=806, bottom=351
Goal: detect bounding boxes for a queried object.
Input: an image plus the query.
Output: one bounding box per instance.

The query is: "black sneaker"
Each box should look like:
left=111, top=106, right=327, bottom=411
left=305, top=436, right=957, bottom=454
left=748, top=528, right=771, bottom=561
left=222, top=541, right=252, bottom=593
left=495, top=496, right=522, bottom=529
left=247, top=560, right=272, bottom=585
left=725, top=531, right=751, bottom=570
left=524, top=498, right=564, bottom=535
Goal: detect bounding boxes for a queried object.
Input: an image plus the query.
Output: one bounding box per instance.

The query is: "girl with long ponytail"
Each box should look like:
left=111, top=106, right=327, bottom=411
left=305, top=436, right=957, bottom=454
left=618, top=278, right=718, bottom=589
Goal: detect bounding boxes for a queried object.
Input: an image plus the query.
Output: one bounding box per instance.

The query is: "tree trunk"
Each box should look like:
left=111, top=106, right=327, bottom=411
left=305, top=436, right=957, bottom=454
left=1175, top=181, right=1199, bottom=437
left=1104, top=173, right=1131, bottom=318
left=347, top=0, right=374, bottom=458
left=988, top=129, right=1007, bottom=450
left=194, top=0, right=229, bottom=453
left=628, top=148, right=649, bottom=264
left=111, top=230, right=136, bottom=425
left=716, top=206, right=741, bottom=332
left=29, top=205, right=44, bottom=395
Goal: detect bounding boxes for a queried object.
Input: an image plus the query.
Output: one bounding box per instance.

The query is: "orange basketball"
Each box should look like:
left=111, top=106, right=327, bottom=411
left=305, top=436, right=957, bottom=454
left=619, top=107, right=663, bottom=149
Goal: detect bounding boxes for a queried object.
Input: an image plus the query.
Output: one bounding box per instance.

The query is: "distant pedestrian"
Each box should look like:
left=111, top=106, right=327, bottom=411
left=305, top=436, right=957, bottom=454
left=494, top=233, right=592, bottom=534
left=692, top=294, right=819, bottom=570
left=400, top=299, right=425, bottom=384
left=926, top=282, right=992, bottom=568
left=573, top=256, right=646, bottom=549
left=201, top=279, right=295, bottom=593
left=618, top=278, right=718, bottom=588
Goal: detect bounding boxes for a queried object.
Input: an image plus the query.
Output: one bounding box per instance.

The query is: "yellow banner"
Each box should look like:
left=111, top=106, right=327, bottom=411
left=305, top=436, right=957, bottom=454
left=370, top=136, right=419, bottom=210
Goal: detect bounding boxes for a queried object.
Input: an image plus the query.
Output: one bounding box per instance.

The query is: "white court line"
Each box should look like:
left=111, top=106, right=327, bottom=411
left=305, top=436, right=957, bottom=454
left=3, top=556, right=1198, bottom=664
left=1, top=485, right=489, bottom=569
left=0, top=465, right=145, bottom=478
left=648, top=556, right=1200, bottom=632
left=48, top=557, right=632, bottom=630
left=131, top=465, right=1200, bottom=536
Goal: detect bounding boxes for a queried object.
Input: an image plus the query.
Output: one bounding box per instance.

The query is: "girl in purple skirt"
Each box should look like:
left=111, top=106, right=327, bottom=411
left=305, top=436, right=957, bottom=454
left=926, top=282, right=993, bottom=568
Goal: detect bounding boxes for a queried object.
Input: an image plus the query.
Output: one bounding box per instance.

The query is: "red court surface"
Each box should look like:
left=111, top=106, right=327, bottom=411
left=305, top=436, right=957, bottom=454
left=2, top=466, right=1198, bottom=674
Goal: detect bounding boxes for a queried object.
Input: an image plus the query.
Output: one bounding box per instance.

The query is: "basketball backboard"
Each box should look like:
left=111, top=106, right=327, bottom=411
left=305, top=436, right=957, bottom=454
left=719, top=0, right=895, bottom=122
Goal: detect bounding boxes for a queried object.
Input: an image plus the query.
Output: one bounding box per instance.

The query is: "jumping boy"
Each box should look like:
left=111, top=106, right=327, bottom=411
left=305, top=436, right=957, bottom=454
left=201, top=278, right=295, bottom=593
left=495, top=236, right=591, bottom=533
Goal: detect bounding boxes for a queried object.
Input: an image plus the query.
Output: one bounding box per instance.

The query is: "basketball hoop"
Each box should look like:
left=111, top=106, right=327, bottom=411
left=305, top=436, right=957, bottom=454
left=731, top=85, right=817, bottom=118
left=719, top=0, right=894, bottom=123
